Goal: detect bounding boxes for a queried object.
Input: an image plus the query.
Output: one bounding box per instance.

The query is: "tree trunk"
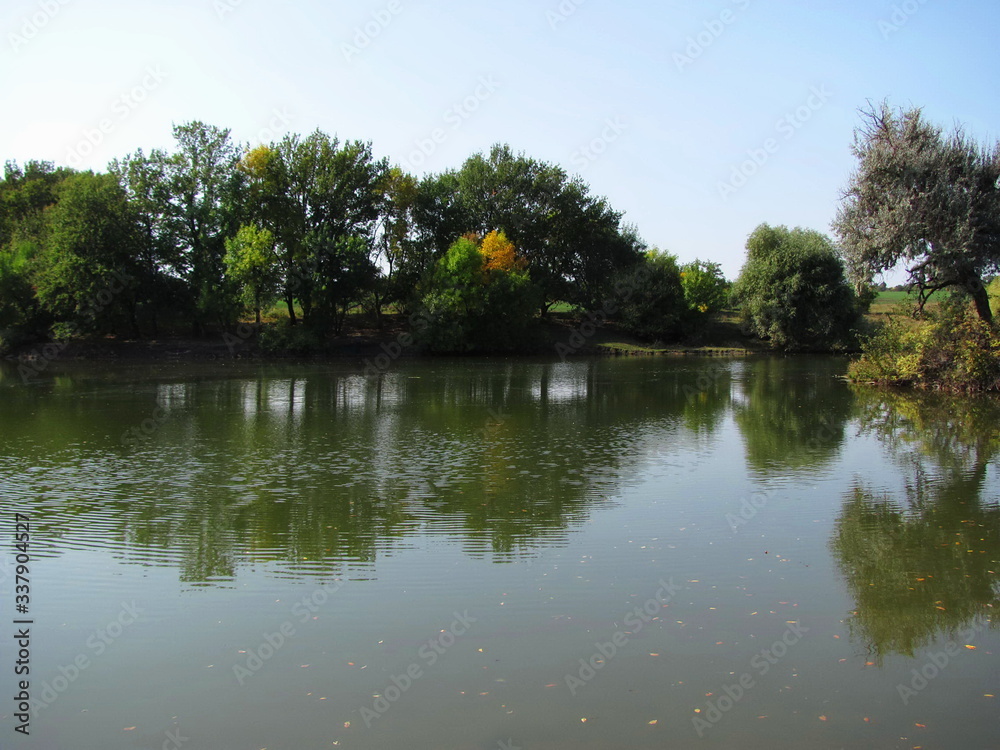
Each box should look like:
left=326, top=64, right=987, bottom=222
left=285, top=294, right=297, bottom=326
left=972, top=280, right=993, bottom=325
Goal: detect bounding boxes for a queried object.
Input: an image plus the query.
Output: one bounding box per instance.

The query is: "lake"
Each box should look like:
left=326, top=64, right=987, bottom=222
left=0, top=355, right=997, bottom=749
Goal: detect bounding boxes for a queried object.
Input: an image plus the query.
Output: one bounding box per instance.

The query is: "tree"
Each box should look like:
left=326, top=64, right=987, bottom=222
left=733, top=224, right=859, bottom=350
left=680, top=259, right=729, bottom=315
left=35, top=172, right=144, bottom=335
left=0, top=160, right=75, bottom=337
left=449, top=145, right=644, bottom=314
left=369, top=167, right=418, bottom=321
left=159, top=122, right=245, bottom=329
left=420, top=232, right=539, bottom=352
left=834, top=102, right=1000, bottom=324
left=224, top=223, right=280, bottom=325
left=305, top=231, right=377, bottom=335
left=612, top=249, right=688, bottom=341
left=239, top=131, right=388, bottom=327
left=110, top=149, right=183, bottom=334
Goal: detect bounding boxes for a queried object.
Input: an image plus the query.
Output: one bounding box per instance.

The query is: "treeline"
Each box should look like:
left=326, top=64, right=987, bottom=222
left=0, top=122, right=735, bottom=353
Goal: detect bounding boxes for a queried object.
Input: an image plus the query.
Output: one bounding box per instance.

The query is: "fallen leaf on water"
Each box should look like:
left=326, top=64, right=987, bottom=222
left=916, top=723, right=927, bottom=728
left=965, top=645, right=977, bottom=650
left=819, top=715, right=827, bottom=721
left=123, top=727, right=136, bottom=731
left=648, top=720, right=658, bottom=725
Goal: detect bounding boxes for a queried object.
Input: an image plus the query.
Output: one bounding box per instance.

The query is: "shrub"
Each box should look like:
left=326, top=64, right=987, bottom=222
left=258, top=321, right=325, bottom=355
left=732, top=224, right=860, bottom=350
left=419, top=232, right=540, bottom=352
left=849, top=305, right=1000, bottom=392
left=612, top=250, right=688, bottom=342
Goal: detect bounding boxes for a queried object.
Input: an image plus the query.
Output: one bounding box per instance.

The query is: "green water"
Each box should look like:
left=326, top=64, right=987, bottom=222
left=0, top=356, right=996, bottom=749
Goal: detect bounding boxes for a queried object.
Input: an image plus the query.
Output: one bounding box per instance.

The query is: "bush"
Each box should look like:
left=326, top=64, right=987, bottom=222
left=849, top=305, right=1000, bottom=392
left=419, top=232, right=541, bottom=353
left=258, top=321, right=325, bottom=355
left=612, top=250, right=688, bottom=342
left=680, top=259, right=729, bottom=316
left=732, top=225, right=861, bottom=350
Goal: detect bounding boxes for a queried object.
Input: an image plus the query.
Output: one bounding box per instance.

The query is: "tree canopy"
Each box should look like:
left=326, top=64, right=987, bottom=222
left=835, top=102, right=1000, bottom=323
left=733, top=224, right=859, bottom=350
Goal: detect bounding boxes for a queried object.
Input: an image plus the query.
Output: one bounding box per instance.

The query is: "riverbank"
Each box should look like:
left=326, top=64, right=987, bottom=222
left=3, top=312, right=772, bottom=364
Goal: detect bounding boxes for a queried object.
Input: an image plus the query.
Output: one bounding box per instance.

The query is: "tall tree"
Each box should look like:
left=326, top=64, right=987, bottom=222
left=834, top=102, right=1000, bottom=323
left=239, top=131, right=387, bottom=327
left=160, top=122, right=244, bottom=329
left=449, top=144, right=644, bottom=314
left=35, top=172, right=144, bottom=335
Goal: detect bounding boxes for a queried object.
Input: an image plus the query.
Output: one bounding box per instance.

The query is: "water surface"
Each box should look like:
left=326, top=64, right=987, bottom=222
left=0, top=356, right=996, bottom=749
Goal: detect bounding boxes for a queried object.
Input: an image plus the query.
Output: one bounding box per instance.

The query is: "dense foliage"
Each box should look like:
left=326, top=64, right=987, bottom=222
left=612, top=250, right=688, bottom=342
left=733, top=224, right=860, bottom=350
left=0, top=130, right=647, bottom=352
left=419, top=231, right=540, bottom=352
left=849, top=303, right=1000, bottom=392
left=835, top=102, right=1000, bottom=323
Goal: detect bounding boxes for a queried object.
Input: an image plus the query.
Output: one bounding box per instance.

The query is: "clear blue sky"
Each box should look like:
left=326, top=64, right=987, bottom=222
left=3, top=0, right=998, bottom=279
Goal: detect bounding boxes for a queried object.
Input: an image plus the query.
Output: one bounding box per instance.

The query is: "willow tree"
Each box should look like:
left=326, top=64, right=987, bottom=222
left=834, top=102, right=1000, bottom=323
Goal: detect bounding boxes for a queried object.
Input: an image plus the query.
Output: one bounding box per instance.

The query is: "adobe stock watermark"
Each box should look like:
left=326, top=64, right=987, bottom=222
left=692, top=621, right=809, bottom=737
left=547, top=0, right=585, bottom=31
left=717, top=85, right=832, bottom=201
left=879, top=0, right=930, bottom=40
left=27, top=601, right=142, bottom=718
left=897, top=614, right=991, bottom=705
left=570, top=117, right=627, bottom=171
left=342, top=0, right=403, bottom=63
left=362, top=308, right=438, bottom=378
left=8, top=0, right=72, bottom=53
left=233, top=580, right=343, bottom=685
left=726, top=489, right=773, bottom=533
left=135, top=723, right=190, bottom=750
left=359, top=610, right=477, bottom=727
left=674, top=0, right=751, bottom=72
left=565, top=578, right=681, bottom=695
left=252, top=107, right=294, bottom=145
left=213, top=0, right=246, bottom=21
left=403, top=76, right=500, bottom=170
left=121, top=403, right=170, bottom=448
left=66, top=66, right=168, bottom=168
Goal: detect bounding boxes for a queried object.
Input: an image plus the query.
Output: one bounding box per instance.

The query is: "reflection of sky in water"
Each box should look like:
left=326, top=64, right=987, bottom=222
left=0, top=357, right=998, bottom=749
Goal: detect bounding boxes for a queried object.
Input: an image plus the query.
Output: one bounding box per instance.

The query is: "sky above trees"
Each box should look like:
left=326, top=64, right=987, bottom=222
left=3, top=0, right=998, bottom=278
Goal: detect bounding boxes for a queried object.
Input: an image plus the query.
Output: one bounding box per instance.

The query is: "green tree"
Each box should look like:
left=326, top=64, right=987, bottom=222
left=110, top=149, right=184, bottom=334
left=612, top=249, right=687, bottom=341
left=0, top=161, right=75, bottom=339
left=421, top=232, right=539, bottom=352
left=240, top=131, right=387, bottom=327
left=160, top=122, right=244, bottom=329
left=834, top=102, right=1000, bottom=323
left=733, top=224, right=859, bottom=350
left=35, top=172, right=144, bottom=335
left=305, top=231, right=377, bottom=335
left=224, top=223, right=280, bottom=325
left=369, top=167, right=418, bottom=321
left=680, top=259, right=729, bottom=315
left=449, top=145, right=644, bottom=314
